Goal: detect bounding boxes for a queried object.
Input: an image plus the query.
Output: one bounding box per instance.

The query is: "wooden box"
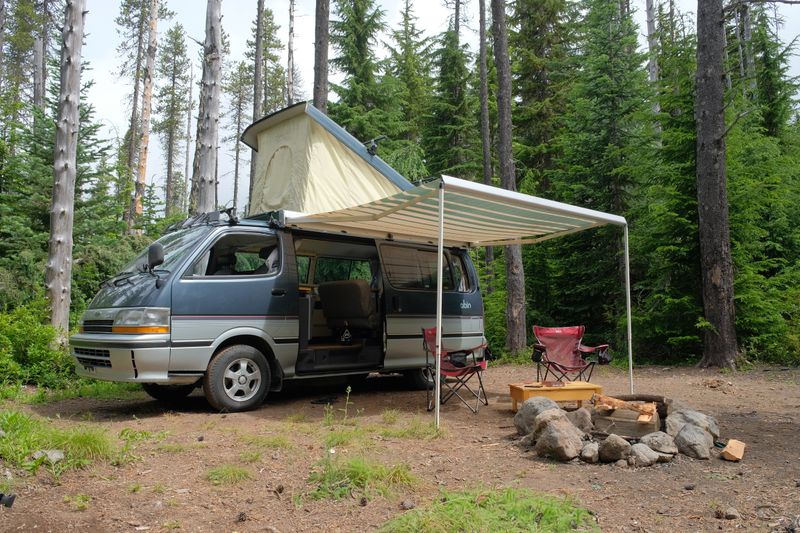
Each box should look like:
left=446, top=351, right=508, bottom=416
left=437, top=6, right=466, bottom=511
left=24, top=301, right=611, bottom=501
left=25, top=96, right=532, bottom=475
left=509, top=381, right=603, bottom=412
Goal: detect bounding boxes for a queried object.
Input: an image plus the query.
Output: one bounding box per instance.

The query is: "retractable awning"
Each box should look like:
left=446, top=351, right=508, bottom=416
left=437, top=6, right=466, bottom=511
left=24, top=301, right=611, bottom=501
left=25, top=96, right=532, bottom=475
left=285, top=176, right=626, bottom=247
left=285, top=175, right=633, bottom=428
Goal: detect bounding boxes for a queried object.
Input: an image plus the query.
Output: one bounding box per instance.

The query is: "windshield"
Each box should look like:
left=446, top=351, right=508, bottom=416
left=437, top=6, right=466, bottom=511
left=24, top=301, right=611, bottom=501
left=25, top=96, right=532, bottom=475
left=122, top=226, right=212, bottom=274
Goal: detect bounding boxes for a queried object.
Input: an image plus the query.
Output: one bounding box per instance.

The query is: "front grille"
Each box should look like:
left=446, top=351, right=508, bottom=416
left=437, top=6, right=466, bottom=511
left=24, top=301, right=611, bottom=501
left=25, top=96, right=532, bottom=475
left=74, top=347, right=111, bottom=368
left=76, top=357, right=112, bottom=368
left=83, top=320, right=114, bottom=333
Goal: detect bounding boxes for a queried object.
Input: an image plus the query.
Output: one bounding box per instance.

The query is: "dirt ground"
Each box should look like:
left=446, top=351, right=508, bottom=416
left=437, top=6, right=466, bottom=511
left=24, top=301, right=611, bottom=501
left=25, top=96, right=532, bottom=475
left=1, top=364, right=799, bottom=532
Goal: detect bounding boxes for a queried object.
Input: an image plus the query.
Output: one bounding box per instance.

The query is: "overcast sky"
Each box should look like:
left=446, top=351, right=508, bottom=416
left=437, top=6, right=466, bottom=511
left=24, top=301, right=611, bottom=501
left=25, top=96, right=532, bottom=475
left=81, top=0, right=800, bottom=212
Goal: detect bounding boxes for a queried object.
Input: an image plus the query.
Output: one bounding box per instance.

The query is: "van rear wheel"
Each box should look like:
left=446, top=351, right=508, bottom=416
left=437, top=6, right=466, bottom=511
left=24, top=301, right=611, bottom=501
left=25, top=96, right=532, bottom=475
left=403, top=367, right=435, bottom=390
left=203, top=345, right=270, bottom=412
left=142, top=382, right=197, bottom=403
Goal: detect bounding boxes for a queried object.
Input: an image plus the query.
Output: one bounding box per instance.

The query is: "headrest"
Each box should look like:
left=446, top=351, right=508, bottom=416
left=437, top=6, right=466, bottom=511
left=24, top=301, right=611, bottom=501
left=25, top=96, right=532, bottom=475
left=259, top=246, right=276, bottom=260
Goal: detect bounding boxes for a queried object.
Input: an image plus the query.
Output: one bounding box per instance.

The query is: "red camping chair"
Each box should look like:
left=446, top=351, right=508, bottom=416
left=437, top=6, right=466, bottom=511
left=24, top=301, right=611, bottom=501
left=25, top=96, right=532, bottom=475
left=532, top=325, right=610, bottom=382
left=422, top=327, right=488, bottom=414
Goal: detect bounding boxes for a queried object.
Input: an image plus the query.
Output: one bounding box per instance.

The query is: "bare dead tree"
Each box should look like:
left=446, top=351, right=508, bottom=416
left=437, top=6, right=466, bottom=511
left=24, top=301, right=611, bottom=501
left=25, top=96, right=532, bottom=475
left=192, top=0, right=222, bottom=214
left=492, top=0, right=527, bottom=353
left=132, top=0, right=159, bottom=230
left=478, top=0, right=494, bottom=289
left=287, top=0, right=295, bottom=105
left=184, top=61, right=193, bottom=213
left=695, top=0, right=738, bottom=368
left=46, top=0, right=85, bottom=342
left=248, top=0, right=264, bottom=214
left=312, top=0, right=329, bottom=113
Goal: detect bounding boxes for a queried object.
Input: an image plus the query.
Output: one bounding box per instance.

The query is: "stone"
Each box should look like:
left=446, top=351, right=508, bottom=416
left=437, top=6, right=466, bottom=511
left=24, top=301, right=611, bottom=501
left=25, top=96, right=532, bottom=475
left=513, top=396, right=560, bottom=435
left=615, top=459, right=628, bottom=468
left=580, top=442, right=599, bottom=464
left=666, top=409, right=720, bottom=440
left=654, top=451, right=674, bottom=463
left=400, top=500, right=415, bottom=510
left=684, top=483, right=695, bottom=491
left=533, top=416, right=585, bottom=462
left=565, top=407, right=594, bottom=433
left=640, top=431, right=679, bottom=455
left=32, top=449, right=64, bottom=464
left=724, top=507, right=741, bottom=520
left=518, top=433, right=536, bottom=448
left=531, top=409, right=575, bottom=442
left=675, top=424, right=713, bottom=459
left=629, top=443, right=660, bottom=467
left=598, top=434, right=631, bottom=463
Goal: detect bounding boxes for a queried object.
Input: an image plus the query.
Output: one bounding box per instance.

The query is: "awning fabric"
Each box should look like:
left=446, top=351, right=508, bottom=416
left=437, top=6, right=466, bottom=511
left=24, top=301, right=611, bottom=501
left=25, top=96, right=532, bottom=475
left=285, top=175, right=627, bottom=247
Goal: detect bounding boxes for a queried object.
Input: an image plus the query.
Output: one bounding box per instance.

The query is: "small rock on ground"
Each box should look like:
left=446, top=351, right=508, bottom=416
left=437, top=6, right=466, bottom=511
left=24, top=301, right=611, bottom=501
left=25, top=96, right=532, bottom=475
left=629, top=443, right=660, bottom=467
left=580, top=442, right=599, bottom=464
left=400, top=500, right=415, bottom=510
left=32, top=449, right=64, bottom=464
left=640, top=431, right=678, bottom=455
left=599, top=434, right=631, bottom=463
left=724, top=507, right=741, bottom=520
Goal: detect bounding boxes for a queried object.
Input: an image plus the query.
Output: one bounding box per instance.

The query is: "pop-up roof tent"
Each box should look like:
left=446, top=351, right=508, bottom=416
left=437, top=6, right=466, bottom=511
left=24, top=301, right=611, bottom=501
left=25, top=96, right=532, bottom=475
left=241, top=102, right=413, bottom=215
left=242, top=103, right=633, bottom=428
left=285, top=177, right=634, bottom=428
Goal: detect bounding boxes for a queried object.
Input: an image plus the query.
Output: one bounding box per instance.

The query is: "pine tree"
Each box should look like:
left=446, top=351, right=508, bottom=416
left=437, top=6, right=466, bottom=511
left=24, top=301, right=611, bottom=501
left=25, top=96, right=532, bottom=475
left=223, top=60, right=253, bottom=214
left=153, top=23, right=190, bottom=218
left=329, top=0, right=395, bottom=143
left=425, top=25, right=477, bottom=177
left=313, top=0, right=330, bottom=113
left=245, top=7, right=285, bottom=117
left=548, top=0, right=651, bottom=346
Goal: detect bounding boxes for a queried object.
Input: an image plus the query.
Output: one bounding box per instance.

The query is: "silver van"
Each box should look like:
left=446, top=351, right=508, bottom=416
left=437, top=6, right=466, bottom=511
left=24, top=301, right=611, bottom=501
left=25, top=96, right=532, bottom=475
left=70, top=212, right=485, bottom=412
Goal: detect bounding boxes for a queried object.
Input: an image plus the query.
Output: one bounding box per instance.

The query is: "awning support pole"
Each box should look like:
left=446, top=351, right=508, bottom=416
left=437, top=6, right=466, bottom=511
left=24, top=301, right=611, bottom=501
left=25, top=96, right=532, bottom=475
left=434, top=182, right=445, bottom=429
left=624, top=224, right=634, bottom=394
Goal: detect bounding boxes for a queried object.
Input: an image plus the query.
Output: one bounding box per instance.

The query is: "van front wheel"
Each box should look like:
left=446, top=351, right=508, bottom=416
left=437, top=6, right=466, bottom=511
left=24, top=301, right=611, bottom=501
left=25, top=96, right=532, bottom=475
left=203, top=345, right=270, bottom=412
left=403, top=367, right=435, bottom=390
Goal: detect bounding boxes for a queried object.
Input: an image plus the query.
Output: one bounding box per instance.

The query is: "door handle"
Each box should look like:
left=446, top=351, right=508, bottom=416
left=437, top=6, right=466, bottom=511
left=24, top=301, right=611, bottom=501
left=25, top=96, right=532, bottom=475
left=272, top=288, right=286, bottom=296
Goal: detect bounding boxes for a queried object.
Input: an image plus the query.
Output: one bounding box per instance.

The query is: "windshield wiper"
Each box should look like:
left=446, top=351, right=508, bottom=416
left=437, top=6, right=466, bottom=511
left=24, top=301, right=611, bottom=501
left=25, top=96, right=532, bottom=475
left=100, top=271, right=138, bottom=288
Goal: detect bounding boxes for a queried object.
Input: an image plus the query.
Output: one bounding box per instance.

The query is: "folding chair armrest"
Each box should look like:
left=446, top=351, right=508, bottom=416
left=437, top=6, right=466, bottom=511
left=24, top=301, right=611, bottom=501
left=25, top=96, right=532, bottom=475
left=532, top=344, right=546, bottom=363
left=578, top=344, right=611, bottom=363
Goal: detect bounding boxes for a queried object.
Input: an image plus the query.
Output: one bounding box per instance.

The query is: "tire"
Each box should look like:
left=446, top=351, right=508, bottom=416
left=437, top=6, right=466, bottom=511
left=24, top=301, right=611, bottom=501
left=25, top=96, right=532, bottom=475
left=403, top=367, right=435, bottom=390
left=142, top=382, right=197, bottom=403
left=203, top=345, right=270, bottom=412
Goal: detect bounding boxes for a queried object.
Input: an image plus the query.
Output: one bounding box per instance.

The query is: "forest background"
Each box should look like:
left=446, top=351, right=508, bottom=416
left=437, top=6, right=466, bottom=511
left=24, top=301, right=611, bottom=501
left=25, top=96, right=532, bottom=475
left=1, top=0, right=799, bottom=389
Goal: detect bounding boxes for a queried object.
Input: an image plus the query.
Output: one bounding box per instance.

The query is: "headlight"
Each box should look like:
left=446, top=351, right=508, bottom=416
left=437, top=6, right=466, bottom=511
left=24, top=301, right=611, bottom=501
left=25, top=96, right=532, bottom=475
left=112, top=307, right=170, bottom=334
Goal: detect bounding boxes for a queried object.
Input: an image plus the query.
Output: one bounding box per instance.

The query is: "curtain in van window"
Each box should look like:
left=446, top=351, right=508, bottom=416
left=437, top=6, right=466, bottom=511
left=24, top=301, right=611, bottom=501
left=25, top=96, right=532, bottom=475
left=381, top=245, right=455, bottom=291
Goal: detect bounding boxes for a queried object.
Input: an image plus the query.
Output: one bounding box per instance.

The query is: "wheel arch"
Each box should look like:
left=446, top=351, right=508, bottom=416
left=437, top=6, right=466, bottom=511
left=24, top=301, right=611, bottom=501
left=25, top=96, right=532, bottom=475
left=211, top=329, right=284, bottom=391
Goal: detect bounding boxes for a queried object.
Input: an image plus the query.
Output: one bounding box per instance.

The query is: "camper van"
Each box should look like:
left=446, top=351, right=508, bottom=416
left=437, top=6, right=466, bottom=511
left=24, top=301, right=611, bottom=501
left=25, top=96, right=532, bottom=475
left=69, top=212, right=485, bottom=412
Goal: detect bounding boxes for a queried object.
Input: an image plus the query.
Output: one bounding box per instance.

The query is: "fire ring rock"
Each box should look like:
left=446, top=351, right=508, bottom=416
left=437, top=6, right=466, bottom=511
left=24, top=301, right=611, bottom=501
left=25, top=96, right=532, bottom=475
left=599, top=434, right=631, bottom=463
left=514, top=396, right=560, bottom=435
left=675, top=424, right=714, bottom=459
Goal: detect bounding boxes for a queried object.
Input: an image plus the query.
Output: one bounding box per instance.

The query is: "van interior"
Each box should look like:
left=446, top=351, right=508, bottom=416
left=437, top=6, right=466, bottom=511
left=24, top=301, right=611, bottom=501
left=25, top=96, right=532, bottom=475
left=293, top=236, right=384, bottom=374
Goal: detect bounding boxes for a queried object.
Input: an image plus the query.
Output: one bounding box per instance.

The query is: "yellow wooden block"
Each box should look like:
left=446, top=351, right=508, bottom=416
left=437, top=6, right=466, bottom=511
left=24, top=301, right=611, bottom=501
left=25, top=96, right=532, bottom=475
left=509, top=381, right=603, bottom=412
left=721, top=439, right=746, bottom=462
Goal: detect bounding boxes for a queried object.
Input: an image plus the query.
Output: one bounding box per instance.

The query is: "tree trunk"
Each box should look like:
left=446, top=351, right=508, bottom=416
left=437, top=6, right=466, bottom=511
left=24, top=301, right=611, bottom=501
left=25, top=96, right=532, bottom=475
left=454, top=0, right=460, bottom=40
left=0, top=0, right=5, bottom=95
left=46, top=0, right=85, bottom=342
left=33, top=1, right=46, bottom=109
left=312, top=0, right=329, bottom=113
left=133, top=0, right=159, bottom=230
left=741, top=3, right=756, bottom=94
left=184, top=62, right=193, bottom=214
left=249, top=0, right=264, bottom=214
left=193, top=0, right=222, bottom=214
left=233, top=110, right=241, bottom=212
left=695, top=0, right=738, bottom=369
left=287, top=0, right=295, bottom=106
left=478, top=0, right=494, bottom=290
left=124, top=6, right=147, bottom=229
left=491, top=0, right=526, bottom=353
left=645, top=0, right=660, bottom=117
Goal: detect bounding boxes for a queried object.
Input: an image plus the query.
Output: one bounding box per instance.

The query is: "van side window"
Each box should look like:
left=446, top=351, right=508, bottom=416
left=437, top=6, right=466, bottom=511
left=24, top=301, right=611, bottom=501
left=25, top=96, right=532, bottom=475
left=380, top=245, right=455, bottom=291
left=314, top=257, right=372, bottom=283
left=451, top=253, right=471, bottom=292
left=296, top=256, right=311, bottom=284
left=185, top=233, right=279, bottom=277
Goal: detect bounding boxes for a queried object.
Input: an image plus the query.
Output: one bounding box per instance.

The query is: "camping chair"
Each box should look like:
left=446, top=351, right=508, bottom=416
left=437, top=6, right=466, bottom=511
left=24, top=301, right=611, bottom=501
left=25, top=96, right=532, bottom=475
left=422, top=327, right=488, bottom=414
left=532, top=325, right=610, bottom=383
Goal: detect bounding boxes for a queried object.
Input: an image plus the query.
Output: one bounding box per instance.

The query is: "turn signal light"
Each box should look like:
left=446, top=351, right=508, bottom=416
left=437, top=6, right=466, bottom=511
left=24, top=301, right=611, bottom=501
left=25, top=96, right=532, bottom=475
left=111, top=326, right=170, bottom=334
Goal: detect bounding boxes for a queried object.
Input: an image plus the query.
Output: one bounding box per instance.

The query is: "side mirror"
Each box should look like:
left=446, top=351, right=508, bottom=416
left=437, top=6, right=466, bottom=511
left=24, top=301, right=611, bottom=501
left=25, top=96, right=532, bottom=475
left=148, top=242, right=164, bottom=270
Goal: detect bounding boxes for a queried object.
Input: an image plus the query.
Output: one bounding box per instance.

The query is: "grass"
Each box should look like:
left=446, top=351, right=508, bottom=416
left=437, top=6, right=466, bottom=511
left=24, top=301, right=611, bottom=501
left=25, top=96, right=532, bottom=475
left=381, top=409, right=401, bottom=425
left=377, top=418, right=443, bottom=440
left=30, top=381, right=144, bottom=403
left=206, top=465, right=251, bottom=485
left=128, top=482, right=141, bottom=493
left=379, top=488, right=598, bottom=532
left=308, top=455, right=416, bottom=500
left=239, top=450, right=262, bottom=463
left=63, top=493, right=91, bottom=511
left=156, top=442, right=186, bottom=453
left=324, top=428, right=363, bottom=449
left=0, top=409, right=115, bottom=478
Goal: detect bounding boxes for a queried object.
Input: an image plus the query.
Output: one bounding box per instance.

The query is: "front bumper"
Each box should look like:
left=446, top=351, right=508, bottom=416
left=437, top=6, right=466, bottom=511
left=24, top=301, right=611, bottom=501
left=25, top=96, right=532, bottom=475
left=70, top=333, right=198, bottom=385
